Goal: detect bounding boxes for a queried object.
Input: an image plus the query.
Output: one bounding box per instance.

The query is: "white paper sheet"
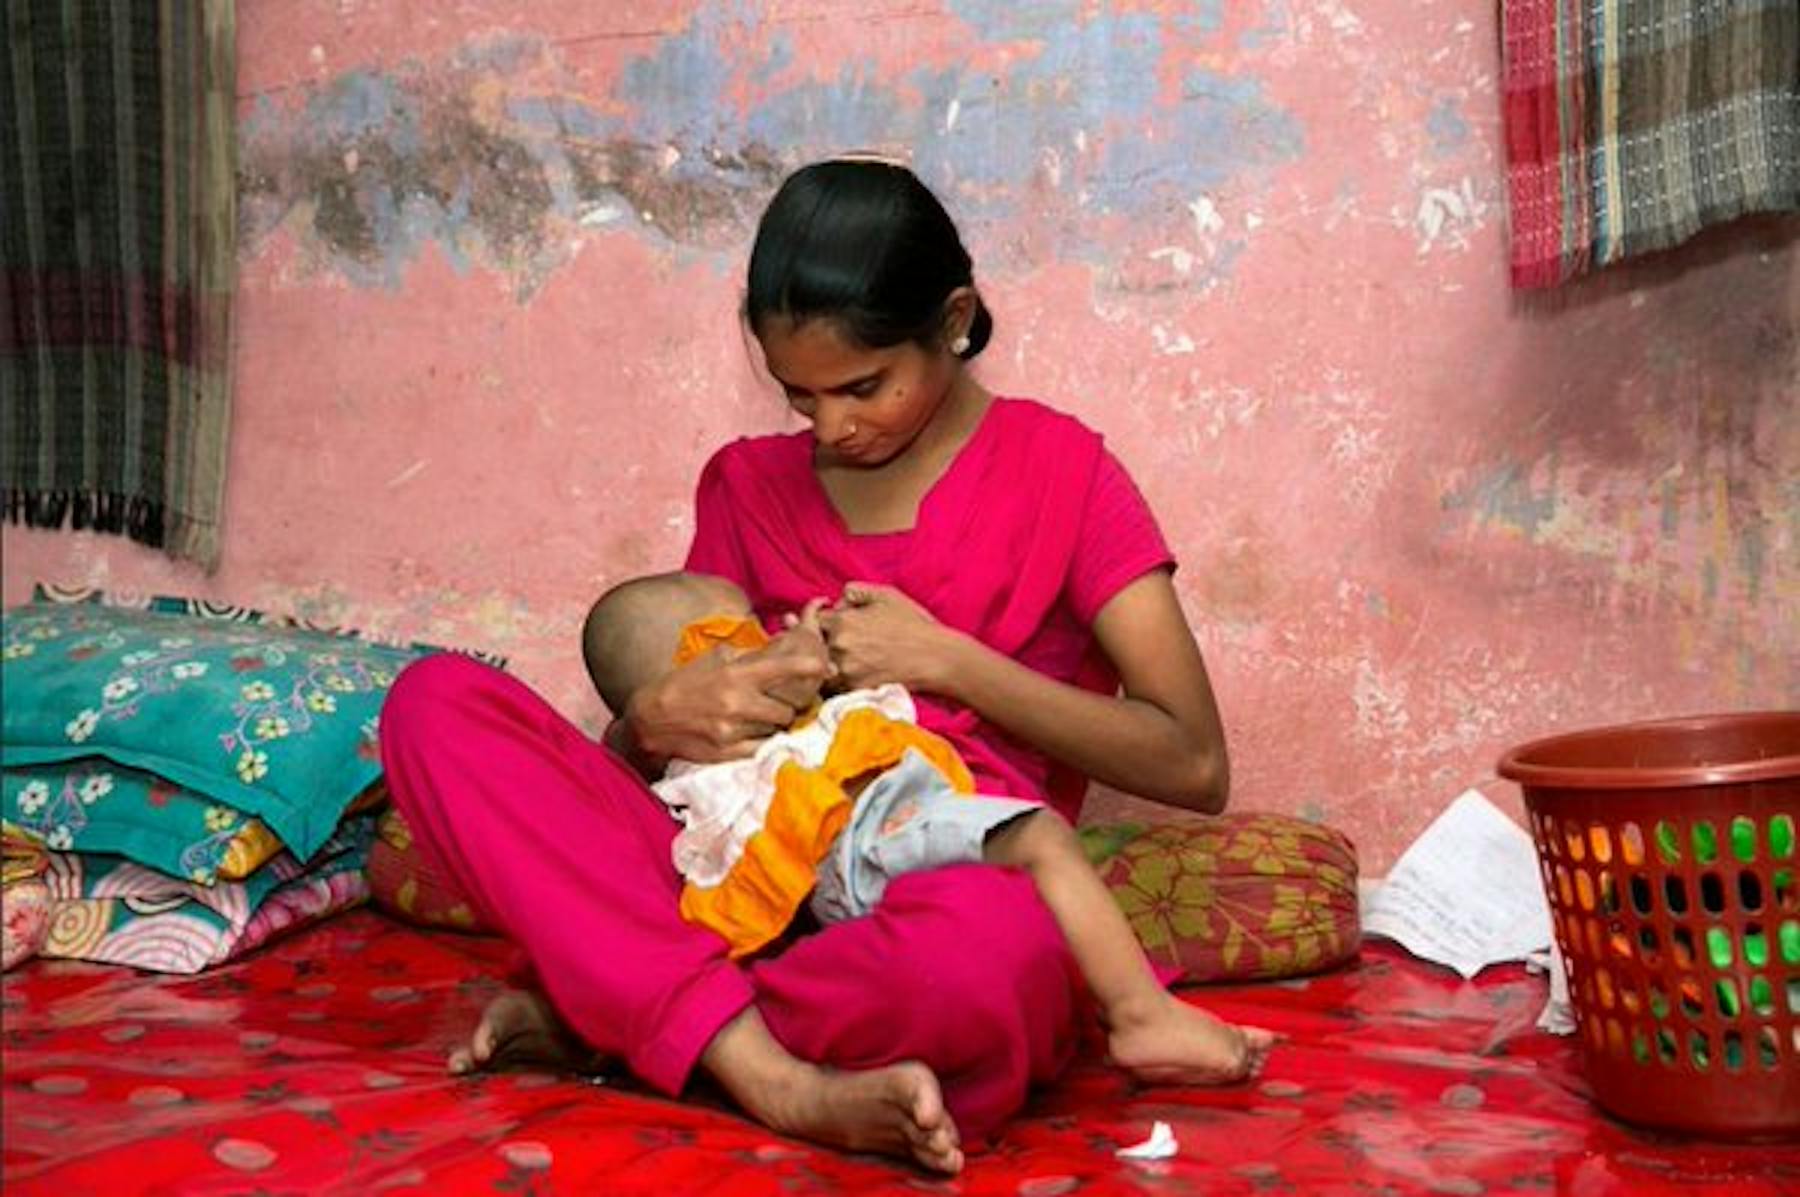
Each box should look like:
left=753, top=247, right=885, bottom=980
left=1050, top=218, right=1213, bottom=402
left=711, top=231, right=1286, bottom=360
left=1360, top=789, right=1552, bottom=979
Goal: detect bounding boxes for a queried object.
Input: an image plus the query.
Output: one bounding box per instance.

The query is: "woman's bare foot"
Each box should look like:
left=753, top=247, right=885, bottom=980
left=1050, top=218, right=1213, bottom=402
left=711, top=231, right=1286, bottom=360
left=453, top=995, right=957, bottom=1171
left=741, top=1057, right=963, bottom=1174
left=1106, top=991, right=1276, bottom=1085
left=702, top=1008, right=962, bottom=1173
left=447, top=988, right=596, bottom=1075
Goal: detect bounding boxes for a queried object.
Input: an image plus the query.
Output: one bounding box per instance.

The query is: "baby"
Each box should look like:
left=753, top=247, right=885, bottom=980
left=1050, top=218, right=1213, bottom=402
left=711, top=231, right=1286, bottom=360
left=584, top=571, right=1274, bottom=1086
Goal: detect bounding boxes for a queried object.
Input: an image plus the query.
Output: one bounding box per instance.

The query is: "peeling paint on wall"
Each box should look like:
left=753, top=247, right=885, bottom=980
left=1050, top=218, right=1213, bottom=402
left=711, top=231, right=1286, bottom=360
left=1440, top=384, right=1797, bottom=631
left=240, top=6, right=1303, bottom=293
left=239, top=38, right=784, bottom=293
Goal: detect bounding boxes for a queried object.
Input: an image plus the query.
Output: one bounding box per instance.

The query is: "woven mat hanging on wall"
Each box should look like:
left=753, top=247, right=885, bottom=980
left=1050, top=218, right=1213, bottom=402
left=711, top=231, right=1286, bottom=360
left=1, top=0, right=237, bottom=569
left=1502, top=0, right=1799, bottom=289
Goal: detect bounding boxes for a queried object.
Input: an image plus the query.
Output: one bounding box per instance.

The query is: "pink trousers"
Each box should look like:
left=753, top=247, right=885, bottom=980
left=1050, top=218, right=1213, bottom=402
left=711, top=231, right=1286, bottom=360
left=378, top=653, right=1078, bottom=1140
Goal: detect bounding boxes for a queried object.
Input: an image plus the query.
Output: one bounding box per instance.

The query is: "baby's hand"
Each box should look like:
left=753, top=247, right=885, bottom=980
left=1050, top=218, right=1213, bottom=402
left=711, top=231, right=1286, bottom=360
left=782, top=597, right=828, bottom=639
left=760, top=599, right=833, bottom=709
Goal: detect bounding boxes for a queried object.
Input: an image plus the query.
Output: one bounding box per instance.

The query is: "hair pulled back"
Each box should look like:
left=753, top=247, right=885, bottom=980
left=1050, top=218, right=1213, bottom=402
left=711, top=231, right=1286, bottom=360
left=745, top=159, right=992, bottom=360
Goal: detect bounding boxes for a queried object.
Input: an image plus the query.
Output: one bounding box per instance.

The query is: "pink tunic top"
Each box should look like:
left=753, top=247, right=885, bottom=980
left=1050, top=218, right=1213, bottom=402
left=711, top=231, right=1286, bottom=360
left=685, top=397, right=1173, bottom=820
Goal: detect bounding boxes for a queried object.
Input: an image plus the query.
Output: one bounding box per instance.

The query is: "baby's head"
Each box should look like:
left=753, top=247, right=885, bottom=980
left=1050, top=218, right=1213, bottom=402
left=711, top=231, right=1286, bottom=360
left=583, top=572, right=754, bottom=716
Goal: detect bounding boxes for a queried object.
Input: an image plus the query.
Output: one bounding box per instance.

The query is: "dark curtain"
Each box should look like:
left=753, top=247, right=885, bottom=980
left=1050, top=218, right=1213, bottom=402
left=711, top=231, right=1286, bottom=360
left=2, top=0, right=236, bottom=567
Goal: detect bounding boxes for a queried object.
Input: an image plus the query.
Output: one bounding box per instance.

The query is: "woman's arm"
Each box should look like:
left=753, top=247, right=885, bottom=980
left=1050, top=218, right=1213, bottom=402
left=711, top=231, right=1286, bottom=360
left=821, top=573, right=1228, bottom=813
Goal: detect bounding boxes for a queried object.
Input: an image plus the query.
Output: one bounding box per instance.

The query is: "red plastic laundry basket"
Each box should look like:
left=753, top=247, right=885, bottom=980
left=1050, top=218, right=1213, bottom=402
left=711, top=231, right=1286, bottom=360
left=1498, top=711, right=1800, bottom=1139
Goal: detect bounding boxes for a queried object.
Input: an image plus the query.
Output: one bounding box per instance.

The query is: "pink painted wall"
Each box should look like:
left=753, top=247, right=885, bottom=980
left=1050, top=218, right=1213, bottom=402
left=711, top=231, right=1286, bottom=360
left=5, top=1, right=1795, bottom=871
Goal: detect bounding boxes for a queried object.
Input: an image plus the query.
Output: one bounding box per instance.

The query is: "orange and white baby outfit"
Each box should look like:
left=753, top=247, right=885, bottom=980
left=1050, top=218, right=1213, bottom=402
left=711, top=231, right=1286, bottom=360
left=654, top=618, right=1039, bottom=957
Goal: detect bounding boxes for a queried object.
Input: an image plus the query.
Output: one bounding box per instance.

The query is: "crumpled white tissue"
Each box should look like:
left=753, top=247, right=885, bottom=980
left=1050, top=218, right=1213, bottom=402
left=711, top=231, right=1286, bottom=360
left=1116, top=1120, right=1178, bottom=1161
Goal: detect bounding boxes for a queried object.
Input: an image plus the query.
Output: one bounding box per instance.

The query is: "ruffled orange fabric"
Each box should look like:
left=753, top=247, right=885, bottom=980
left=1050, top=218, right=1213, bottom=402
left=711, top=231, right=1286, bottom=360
left=673, top=614, right=770, bottom=666
left=678, top=708, right=976, bottom=958
left=821, top=708, right=974, bottom=797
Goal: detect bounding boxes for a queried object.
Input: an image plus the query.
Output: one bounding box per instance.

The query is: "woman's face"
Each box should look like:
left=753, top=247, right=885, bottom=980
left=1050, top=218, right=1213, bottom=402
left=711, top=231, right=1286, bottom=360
left=757, top=316, right=958, bottom=468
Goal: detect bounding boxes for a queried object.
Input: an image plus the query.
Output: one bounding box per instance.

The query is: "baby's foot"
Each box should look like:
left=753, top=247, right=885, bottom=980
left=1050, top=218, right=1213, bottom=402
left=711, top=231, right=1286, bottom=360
left=447, top=988, right=595, bottom=1075
left=1106, top=992, right=1276, bottom=1085
left=743, top=1058, right=963, bottom=1174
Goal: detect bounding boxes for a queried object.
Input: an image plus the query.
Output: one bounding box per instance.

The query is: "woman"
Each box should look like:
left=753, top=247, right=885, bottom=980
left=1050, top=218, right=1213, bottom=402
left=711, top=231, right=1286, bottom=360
left=380, top=158, right=1233, bottom=1175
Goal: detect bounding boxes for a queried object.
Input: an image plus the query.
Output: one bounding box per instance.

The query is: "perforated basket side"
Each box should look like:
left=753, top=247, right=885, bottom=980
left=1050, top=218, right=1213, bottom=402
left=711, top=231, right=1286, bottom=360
left=1524, top=780, right=1799, bottom=1139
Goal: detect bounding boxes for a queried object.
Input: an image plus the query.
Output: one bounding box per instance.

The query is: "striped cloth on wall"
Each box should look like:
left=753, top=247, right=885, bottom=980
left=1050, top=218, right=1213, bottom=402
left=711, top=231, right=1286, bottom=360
left=1502, top=0, right=1799, bottom=289
left=1, top=1, right=237, bottom=568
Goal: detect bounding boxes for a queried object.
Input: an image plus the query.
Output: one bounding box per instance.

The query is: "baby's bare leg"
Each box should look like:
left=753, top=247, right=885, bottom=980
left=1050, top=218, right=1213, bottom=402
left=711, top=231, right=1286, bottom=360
left=984, top=810, right=1274, bottom=1085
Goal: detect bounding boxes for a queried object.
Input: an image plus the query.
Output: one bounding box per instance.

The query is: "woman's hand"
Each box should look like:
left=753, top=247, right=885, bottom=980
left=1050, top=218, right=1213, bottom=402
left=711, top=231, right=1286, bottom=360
left=818, top=582, right=964, bottom=693
left=624, top=639, right=831, bottom=765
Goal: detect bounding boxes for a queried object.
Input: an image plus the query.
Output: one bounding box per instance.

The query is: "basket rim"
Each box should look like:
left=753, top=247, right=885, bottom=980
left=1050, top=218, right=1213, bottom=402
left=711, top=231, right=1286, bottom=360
left=1497, top=710, right=1800, bottom=790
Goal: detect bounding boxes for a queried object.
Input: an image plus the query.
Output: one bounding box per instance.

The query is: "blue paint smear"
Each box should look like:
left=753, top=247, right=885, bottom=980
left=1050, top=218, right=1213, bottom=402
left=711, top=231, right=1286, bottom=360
left=256, top=6, right=1303, bottom=285
left=1168, top=69, right=1304, bottom=192
left=755, top=32, right=795, bottom=84
left=1659, top=478, right=1681, bottom=536
left=742, top=11, right=1299, bottom=229
left=949, top=0, right=1088, bottom=41
left=955, top=0, right=1217, bottom=40
left=620, top=3, right=1299, bottom=214
left=616, top=5, right=740, bottom=145
left=506, top=94, right=610, bottom=142
left=1173, top=2, right=1227, bottom=35
left=312, top=71, right=424, bottom=155
left=1443, top=460, right=1558, bottom=538
left=743, top=63, right=901, bottom=164
left=1427, top=99, right=1469, bottom=157
left=1242, top=0, right=1292, bottom=50
left=1736, top=520, right=1765, bottom=603
left=242, top=93, right=282, bottom=139
left=452, top=35, right=544, bottom=75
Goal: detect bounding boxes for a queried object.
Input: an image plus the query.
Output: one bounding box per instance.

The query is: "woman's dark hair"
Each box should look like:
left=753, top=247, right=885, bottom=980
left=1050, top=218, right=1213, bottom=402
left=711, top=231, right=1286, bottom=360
left=745, top=159, right=992, bottom=360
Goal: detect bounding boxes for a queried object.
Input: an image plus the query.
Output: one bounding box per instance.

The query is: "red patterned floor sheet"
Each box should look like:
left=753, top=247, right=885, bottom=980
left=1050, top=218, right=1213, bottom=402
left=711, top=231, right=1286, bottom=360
left=5, top=911, right=1796, bottom=1196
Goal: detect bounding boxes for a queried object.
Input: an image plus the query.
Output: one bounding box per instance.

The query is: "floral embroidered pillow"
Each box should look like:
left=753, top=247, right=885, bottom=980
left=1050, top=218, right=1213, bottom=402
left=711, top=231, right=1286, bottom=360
left=5, top=761, right=288, bottom=885
left=1, top=601, right=427, bottom=861
left=1081, top=812, right=1361, bottom=983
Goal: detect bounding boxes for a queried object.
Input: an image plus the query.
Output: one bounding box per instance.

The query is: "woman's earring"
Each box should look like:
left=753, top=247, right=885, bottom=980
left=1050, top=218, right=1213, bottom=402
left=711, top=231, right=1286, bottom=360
left=951, top=334, right=971, bottom=356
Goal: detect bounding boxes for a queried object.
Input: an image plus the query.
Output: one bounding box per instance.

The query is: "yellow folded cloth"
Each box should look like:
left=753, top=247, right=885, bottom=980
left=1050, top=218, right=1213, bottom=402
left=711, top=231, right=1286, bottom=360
left=674, top=613, right=773, bottom=666
left=3, top=822, right=50, bottom=888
